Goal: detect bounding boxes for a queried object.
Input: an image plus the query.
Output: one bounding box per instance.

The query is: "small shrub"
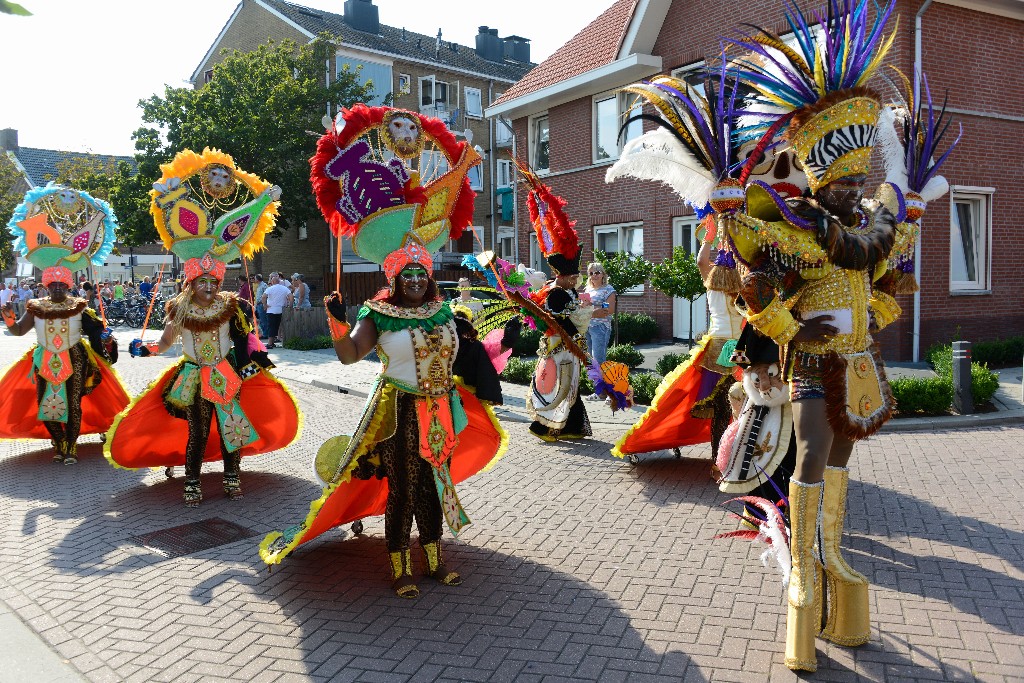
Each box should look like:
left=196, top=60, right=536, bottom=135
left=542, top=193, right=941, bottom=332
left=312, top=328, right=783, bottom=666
left=614, top=312, right=659, bottom=345
left=629, top=372, right=663, bottom=406
left=891, top=376, right=953, bottom=415
left=283, top=335, right=333, bottom=350
left=513, top=327, right=543, bottom=357
left=972, top=362, right=1000, bottom=405
left=926, top=344, right=953, bottom=377
left=501, top=357, right=537, bottom=385
left=606, top=343, right=645, bottom=368
left=580, top=375, right=595, bottom=396
left=656, top=352, right=690, bottom=377
left=972, top=336, right=1024, bottom=367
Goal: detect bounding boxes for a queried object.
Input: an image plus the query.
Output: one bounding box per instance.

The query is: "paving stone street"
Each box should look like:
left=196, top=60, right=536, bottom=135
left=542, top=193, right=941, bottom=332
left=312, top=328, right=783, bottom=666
left=0, top=330, right=1021, bottom=682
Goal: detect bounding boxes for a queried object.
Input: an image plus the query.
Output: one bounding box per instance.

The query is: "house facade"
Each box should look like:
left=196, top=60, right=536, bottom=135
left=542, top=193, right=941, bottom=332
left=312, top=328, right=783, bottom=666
left=0, top=128, right=171, bottom=286
left=193, top=0, right=534, bottom=293
left=487, top=0, right=1024, bottom=361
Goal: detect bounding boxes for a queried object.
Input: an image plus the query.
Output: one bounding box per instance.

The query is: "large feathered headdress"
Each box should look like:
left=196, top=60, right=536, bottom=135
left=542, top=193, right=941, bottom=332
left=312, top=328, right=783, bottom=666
left=512, top=158, right=581, bottom=276
left=8, top=184, right=118, bottom=287
left=729, top=0, right=898, bottom=193
left=309, top=105, right=479, bottom=284
left=150, top=148, right=280, bottom=283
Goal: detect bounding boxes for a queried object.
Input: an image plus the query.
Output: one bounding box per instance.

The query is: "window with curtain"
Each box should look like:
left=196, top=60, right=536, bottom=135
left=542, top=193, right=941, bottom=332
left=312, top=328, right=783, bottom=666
left=337, top=56, right=392, bottom=106
left=950, top=191, right=992, bottom=292
left=531, top=114, right=549, bottom=173
left=594, top=222, right=644, bottom=294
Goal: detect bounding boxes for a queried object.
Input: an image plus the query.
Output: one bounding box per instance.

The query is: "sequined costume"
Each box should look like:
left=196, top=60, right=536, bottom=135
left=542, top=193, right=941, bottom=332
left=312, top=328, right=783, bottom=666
left=0, top=297, right=128, bottom=462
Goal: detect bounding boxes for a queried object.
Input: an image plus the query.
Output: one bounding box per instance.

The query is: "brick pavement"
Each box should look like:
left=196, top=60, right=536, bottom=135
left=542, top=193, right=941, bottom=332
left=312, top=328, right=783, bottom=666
left=0, top=330, right=1022, bottom=682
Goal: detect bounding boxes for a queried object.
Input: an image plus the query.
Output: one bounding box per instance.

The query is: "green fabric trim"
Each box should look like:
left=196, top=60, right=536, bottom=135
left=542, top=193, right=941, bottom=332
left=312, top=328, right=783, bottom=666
left=358, top=302, right=454, bottom=332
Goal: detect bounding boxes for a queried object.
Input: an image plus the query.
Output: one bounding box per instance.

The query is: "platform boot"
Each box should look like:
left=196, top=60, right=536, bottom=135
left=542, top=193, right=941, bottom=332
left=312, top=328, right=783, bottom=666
left=785, top=479, right=824, bottom=672
left=820, top=466, right=870, bottom=646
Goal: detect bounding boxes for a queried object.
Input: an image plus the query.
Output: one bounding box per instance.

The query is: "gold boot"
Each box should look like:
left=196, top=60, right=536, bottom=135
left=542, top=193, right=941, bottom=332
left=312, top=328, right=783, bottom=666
left=422, top=541, right=462, bottom=585
left=785, top=479, right=823, bottom=672
left=820, top=466, right=870, bottom=646
left=389, top=549, right=419, bottom=598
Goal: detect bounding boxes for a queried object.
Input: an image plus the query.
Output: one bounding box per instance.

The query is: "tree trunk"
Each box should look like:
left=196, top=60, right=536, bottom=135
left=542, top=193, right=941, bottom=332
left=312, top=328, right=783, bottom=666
left=612, top=294, right=619, bottom=346
left=688, top=298, right=694, bottom=344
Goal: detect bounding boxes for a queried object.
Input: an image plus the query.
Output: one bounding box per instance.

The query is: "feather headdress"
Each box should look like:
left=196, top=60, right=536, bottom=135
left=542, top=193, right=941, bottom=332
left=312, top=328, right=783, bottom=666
left=8, top=184, right=119, bottom=286
left=512, top=158, right=581, bottom=275
left=149, top=147, right=280, bottom=282
left=606, top=59, right=741, bottom=212
left=729, top=0, right=898, bottom=192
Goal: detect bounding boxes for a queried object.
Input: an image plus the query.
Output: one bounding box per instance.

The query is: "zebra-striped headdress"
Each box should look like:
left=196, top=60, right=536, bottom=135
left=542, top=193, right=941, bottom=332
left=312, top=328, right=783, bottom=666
left=729, top=0, right=896, bottom=193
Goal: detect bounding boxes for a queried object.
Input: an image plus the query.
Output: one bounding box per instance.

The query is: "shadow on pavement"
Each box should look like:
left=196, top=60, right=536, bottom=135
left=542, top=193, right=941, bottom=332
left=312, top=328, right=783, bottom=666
left=192, top=539, right=707, bottom=682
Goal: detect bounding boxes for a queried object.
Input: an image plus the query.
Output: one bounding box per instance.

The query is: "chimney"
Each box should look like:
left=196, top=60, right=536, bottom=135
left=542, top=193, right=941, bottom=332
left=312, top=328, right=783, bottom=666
left=344, top=0, right=379, bottom=35
left=502, top=35, right=531, bottom=63
left=0, top=128, right=17, bottom=152
left=475, top=26, right=504, bottom=63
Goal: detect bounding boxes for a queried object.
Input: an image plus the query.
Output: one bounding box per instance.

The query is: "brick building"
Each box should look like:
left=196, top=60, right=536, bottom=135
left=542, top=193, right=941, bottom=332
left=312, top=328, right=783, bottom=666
left=487, top=0, right=1024, bottom=360
left=193, top=0, right=534, bottom=293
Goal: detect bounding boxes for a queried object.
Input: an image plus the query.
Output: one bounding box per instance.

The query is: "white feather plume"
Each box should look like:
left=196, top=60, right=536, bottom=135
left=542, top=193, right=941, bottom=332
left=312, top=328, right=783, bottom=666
left=758, top=514, right=792, bottom=587
left=919, top=174, right=949, bottom=203
left=878, top=105, right=909, bottom=192
left=605, top=128, right=716, bottom=207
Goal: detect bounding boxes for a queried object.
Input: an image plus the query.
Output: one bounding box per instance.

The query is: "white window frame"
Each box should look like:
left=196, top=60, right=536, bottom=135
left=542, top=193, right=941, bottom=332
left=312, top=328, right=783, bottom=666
left=464, top=86, right=483, bottom=118
left=419, top=150, right=450, bottom=183
left=496, top=159, right=513, bottom=188
left=528, top=233, right=551, bottom=275
left=467, top=164, right=483, bottom=192
left=397, top=73, right=411, bottom=96
left=592, top=90, right=642, bottom=164
left=497, top=227, right=516, bottom=261
left=670, top=61, right=706, bottom=98
left=419, top=76, right=451, bottom=109
left=949, top=187, right=994, bottom=294
left=594, top=222, right=645, bottom=295
left=529, top=112, right=550, bottom=174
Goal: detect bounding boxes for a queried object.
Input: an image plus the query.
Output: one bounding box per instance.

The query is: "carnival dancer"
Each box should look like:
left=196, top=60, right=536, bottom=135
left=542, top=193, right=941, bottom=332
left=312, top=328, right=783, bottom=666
left=0, top=185, right=128, bottom=463
left=260, top=105, right=506, bottom=598
left=105, top=148, right=300, bottom=506
left=725, top=0, right=958, bottom=670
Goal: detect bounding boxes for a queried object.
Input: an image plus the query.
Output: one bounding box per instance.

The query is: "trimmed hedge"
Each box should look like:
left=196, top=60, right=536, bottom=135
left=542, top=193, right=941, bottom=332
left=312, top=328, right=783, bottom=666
left=501, top=356, right=536, bottom=385
left=629, top=372, right=663, bottom=406
left=283, top=335, right=333, bottom=350
left=656, top=352, right=690, bottom=377
left=891, top=376, right=953, bottom=415
left=513, top=327, right=543, bottom=357
left=613, top=312, right=660, bottom=345
left=606, top=343, right=645, bottom=369
left=926, top=343, right=1001, bottom=406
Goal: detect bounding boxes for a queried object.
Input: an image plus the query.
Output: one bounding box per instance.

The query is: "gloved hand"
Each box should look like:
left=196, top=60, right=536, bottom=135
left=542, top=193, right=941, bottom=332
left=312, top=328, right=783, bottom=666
left=324, top=291, right=346, bottom=322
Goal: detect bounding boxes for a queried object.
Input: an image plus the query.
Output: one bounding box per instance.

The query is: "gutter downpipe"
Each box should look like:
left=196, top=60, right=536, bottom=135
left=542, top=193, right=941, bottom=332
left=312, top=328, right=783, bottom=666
left=489, top=81, right=497, bottom=253
left=913, top=0, right=933, bottom=363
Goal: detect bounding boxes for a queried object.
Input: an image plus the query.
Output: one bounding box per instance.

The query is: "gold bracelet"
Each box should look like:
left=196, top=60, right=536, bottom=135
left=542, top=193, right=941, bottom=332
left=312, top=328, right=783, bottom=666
left=747, top=296, right=799, bottom=345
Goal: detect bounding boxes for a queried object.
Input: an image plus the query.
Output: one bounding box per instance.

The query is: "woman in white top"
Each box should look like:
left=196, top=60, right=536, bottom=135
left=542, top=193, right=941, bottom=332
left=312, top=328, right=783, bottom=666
left=582, top=263, right=615, bottom=366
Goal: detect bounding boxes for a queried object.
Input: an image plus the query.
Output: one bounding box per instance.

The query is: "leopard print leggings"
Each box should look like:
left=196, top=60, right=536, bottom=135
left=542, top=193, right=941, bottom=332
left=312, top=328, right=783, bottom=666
left=365, top=392, right=443, bottom=552
left=182, top=396, right=238, bottom=481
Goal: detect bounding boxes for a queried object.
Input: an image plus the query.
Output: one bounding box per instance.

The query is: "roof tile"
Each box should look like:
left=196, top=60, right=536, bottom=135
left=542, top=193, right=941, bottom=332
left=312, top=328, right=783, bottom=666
left=490, top=0, right=635, bottom=107
left=14, top=148, right=133, bottom=189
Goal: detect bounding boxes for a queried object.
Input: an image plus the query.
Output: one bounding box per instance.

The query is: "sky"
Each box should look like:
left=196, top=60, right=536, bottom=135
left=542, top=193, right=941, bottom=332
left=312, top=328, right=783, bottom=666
left=0, top=0, right=613, bottom=156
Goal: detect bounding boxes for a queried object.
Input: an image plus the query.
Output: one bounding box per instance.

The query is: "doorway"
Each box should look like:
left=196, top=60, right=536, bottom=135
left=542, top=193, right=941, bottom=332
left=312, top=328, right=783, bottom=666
left=672, top=216, right=708, bottom=341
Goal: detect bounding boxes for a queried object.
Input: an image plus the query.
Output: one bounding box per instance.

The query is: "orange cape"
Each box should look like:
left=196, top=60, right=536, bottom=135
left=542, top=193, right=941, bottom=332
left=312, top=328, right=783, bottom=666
left=104, top=361, right=301, bottom=468
left=260, top=384, right=506, bottom=564
left=612, top=336, right=735, bottom=458
left=0, top=345, right=130, bottom=441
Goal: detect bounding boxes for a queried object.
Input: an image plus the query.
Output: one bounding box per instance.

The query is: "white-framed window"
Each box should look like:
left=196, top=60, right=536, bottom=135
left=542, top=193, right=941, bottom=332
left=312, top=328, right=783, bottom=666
left=397, top=73, right=411, bottom=96
left=464, top=86, right=483, bottom=118
left=495, top=115, right=513, bottom=146
left=419, top=150, right=450, bottom=182
left=528, top=233, right=551, bottom=275
left=496, top=159, right=513, bottom=188
left=337, top=55, right=393, bottom=106
left=203, top=69, right=214, bottom=84
left=419, top=76, right=450, bottom=110
left=593, top=91, right=641, bottom=163
left=497, top=227, right=516, bottom=261
left=530, top=113, right=550, bottom=173
left=670, top=62, right=706, bottom=98
left=467, top=164, right=483, bottom=191
left=594, top=222, right=644, bottom=294
left=950, top=188, right=993, bottom=293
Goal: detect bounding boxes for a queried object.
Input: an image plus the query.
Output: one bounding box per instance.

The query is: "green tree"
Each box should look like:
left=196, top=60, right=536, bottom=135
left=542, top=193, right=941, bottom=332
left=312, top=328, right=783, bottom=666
left=594, top=250, right=653, bottom=344
left=0, top=154, right=27, bottom=270
left=114, top=33, right=375, bottom=245
left=650, top=246, right=706, bottom=342
left=0, top=2, right=31, bottom=15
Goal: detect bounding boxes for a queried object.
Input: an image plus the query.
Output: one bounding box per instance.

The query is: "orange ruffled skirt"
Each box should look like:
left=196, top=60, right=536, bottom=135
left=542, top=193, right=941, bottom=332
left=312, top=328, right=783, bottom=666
left=105, top=361, right=301, bottom=468
left=612, top=336, right=735, bottom=458
left=0, top=345, right=130, bottom=441
left=260, top=384, right=506, bottom=564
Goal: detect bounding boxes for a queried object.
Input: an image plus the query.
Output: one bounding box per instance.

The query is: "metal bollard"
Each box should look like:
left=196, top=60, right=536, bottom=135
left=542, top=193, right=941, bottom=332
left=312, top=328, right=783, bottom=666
left=952, top=341, right=973, bottom=415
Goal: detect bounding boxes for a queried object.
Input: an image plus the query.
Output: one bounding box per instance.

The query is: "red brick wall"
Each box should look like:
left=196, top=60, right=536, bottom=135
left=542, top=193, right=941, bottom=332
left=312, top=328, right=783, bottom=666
left=510, top=0, right=1024, bottom=357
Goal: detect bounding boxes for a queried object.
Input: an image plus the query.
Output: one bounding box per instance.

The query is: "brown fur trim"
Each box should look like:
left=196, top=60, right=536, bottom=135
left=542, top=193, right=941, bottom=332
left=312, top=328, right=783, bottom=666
left=892, top=272, right=919, bottom=294
left=167, top=292, right=239, bottom=333
left=26, top=297, right=88, bottom=319
left=704, top=265, right=742, bottom=294
left=793, top=198, right=897, bottom=271
left=822, top=345, right=894, bottom=441
left=786, top=87, right=883, bottom=141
